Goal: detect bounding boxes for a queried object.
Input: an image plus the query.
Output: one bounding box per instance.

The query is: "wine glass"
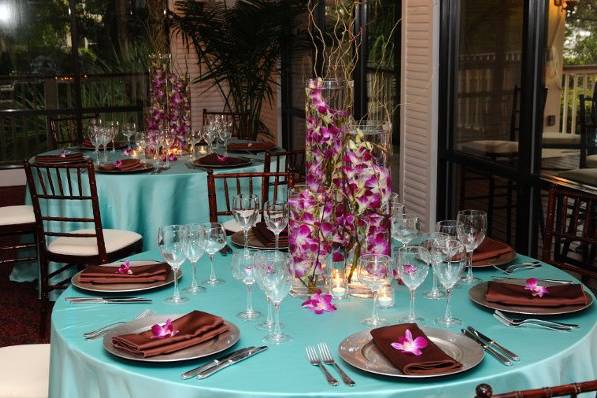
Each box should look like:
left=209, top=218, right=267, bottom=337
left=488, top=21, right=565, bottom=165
left=358, top=254, right=392, bottom=327
left=391, top=214, right=420, bottom=248
left=203, top=125, right=217, bottom=154
left=218, top=117, right=233, bottom=155
left=456, top=210, right=487, bottom=284
left=397, top=246, right=429, bottom=322
left=87, top=125, right=101, bottom=165
left=109, top=121, right=119, bottom=152
left=233, top=193, right=260, bottom=252
left=202, top=222, right=227, bottom=286
left=264, top=201, right=289, bottom=252
left=99, top=126, right=110, bottom=163
left=232, top=252, right=261, bottom=320
left=421, top=232, right=448, bottom=300
left=135, top=132, right=146, bottom=160
left=254, top=251, right=292, bottom=344
left=157, top=225, right=188, bottom=304
left=436, top=219, right=458, bottom=237
left=122, top=122, right=136, bottom=148
left=183, top=224, right=207, bottom=295
left=160, top=131, right=172, bottom=169
left=435, top=238, right=466, bottom=327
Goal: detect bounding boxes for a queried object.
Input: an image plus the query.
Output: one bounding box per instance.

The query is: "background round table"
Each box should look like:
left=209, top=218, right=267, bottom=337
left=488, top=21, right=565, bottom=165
left=49, top=250, right=597, bottom=398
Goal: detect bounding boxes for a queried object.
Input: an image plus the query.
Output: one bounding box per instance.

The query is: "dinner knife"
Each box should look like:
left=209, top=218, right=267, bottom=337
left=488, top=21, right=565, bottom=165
left=66, top=297, right=152, bottom=304
left=466, top=327, right=519, bottom=361
left=462, top=329, right=512, bottom=366
left=181, top=347, right=255, bottom=380
left=491, top=276, right=574, bottom=285
left=197, top=346, right=268, bottom=379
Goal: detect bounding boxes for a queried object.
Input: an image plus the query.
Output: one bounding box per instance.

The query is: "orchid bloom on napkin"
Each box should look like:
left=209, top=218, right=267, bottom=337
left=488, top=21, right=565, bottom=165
left=115, top=260, right=133, bottom=275
left=123, top=147, right=133, bottom=156
left=151, top=319, right=179, bottom=339
left=391, top=329, right=428, bottom=356
left=114, top=160, right=123, bottom=169
left=302, top=290, right=337, bottom=314
left=524, top=278, right=549, bottom=298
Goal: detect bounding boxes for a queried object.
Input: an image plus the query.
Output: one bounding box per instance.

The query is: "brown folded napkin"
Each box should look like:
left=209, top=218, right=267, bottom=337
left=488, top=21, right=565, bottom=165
left=194, top=153, right=247, bottom=166
left=112, top=311, right=230, bottom=358
left=78, top=263, right=170, bottom=284
left=253, top=221, right=288, bottom=248
left=370, top=323, right=462, bottom=375
left=35, top=152, right=86, bottom=165
left=97, top=159, right=145, bottom=172
left=227, top=141, right=276, bottom=152
left=485, top=281, right=589, bottom=307
left=472, top=237, right=513, bottom=262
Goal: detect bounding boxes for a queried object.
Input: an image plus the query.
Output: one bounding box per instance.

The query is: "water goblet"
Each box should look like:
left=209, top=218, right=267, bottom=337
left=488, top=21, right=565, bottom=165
left=109, top=121, right=119, bottom=153
left=436, top=219, right=458, bottom=237
left=183, top=224, right=207, bottom=294
left=87, top=125, right=101, bottom=165
left=397, top=246, right=430, bottom=323
left=158, top=225, right=188, bottom=304
left=254, top=251, right=292, bottom=344
left=263, top=201, right=289, bottom=252
left=202, top=222, right=227, bottom=286
left=122, top=122, right=136, bottom=148
left=422, top=233, right=448, bottom=300
left=434, top=239, right=466, bottom=327
left=232, top=252, right=261, bottom=320
left=358, top=254, right=392, bottom=327
left=203, top=125, right=217, bottom=154
left=233, top=193, right=260, bottom=253
left=456, top=210, right=487, bottom=284
left=391, top=214, right=420, bottom=248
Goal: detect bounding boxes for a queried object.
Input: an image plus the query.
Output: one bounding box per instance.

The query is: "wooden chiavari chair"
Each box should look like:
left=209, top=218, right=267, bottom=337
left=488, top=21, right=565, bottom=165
left=264, top=149, right=306, bottom=183
left=24, top=159, right=143, bottom=336
left=48, top=113, right=99, bottom=149
left=475, top=380, right=597, bottom=398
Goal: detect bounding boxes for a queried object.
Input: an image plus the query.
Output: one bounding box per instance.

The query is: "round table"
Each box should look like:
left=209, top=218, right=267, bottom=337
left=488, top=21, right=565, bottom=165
left=49, top=249, right=597, bottom=398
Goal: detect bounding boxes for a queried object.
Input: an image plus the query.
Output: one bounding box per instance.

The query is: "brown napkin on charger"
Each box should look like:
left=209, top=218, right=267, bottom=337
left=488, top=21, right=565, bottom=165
left=112, top=311, right=230, bottom=358
left=253, top=221, right=288, bottom=248
left=472, top=237, right=514, bottom=262
left=35, top=152, right=86, bottom=165
left=227, top=141, right=276, bottom=152
left=485, top=281, right=589, bottom=307
left=370, top=323, right=462, bottom=375
left=97, top=159, right=146, bottom=172
left=194, top=153, right=247, bottom=167
left=78, top=263, right=171, bottom=284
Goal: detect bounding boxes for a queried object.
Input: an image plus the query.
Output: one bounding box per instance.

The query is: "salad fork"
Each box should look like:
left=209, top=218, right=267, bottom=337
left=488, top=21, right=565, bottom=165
left=491, top=261, right=541, bottom=275
left=84, top=309, right=153, bottom=339
left=493, top=310, right=578, bottom=331
left=317, top=343, right=355, bottom=386
left=306, top=346, right=338, bottom=386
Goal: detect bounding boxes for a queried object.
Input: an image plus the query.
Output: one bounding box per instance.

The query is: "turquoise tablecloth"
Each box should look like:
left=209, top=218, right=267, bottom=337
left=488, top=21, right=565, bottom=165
left=11, top=148, right=279, bottom=283
left=49, top=250, right=597, bottom=398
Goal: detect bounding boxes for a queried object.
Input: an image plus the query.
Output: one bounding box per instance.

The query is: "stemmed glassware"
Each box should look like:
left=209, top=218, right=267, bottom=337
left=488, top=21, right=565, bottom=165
left=254, top=251, right=292, bottom=344
left=422, top=232, right=448, bottom=300
left=158, top=225, right=188, bottom=304
left=218, top=118, right=232, bottom=155
left=263, top=201, right=289, bottom=252
left=203, top=125, right=217, bottom=154
left=358, top=254, right=392, bottom=327
left=232, top=252, right=261, bottom=320
left=202, top=223, right=227, bottom=286
left=87, top=124, right=101, bottom=165
left=122, top=122, right=136, bottom=148
left=456, top=210, right=487, bottom=284
left=109, top=121, right=119, bottom=153
left=397, top=246, right=429, bottom=323
left=135, top=132, right=146, bottom=160
left=183, top=224, right=207, bottom=295
left=391, top=214, right=420, bottom=248
left=436, top=219, right=458, bottom=237
left=434, top=238, right=466, bottom=327
left=233, top=193, right=260, bottom=253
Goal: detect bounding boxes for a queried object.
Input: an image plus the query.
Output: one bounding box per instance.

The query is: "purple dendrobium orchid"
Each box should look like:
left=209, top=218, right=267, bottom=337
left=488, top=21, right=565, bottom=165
left=114, top=160, right=123, bottom=169
left=150, top=319, right=179, bottom=339
left=403, top=264, right=417, bottom=275
left=302, top=290, right=337, bottom=314
left=123, top=147, right=133, bottom=156
left=524, top=278, right=549, bottom=298
left=390, top=329, right=428, bottom=356
left=116, top=260, right=133, bottom=275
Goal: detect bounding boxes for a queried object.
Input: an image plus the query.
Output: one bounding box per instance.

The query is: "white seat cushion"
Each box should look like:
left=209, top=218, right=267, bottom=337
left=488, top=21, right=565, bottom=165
left=222, top=215, right=262, bottom=233
left=0, top=205, right=35, bottom=226
left=47, top=228, right=142, bottom=257
left=0, top=344, right=49, bottom=398
left=542, top=132, right=581, bottom=146
left=586, top=154, right=597, bottom=168
left=559, top=168, right=597, bottom=186
left=459, top=140, right=518, bottom=155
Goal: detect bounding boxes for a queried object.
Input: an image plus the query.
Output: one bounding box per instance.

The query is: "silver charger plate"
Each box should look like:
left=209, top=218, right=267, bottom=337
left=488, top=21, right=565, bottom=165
left=338, top=327, right=484, bottom=378
left=230, top=229, right=288, bottom=250
left=71, top=260, right=181, bottom=293
left=469, top=280, right=593, bottom=315
left=103, top=314, right=241, bottom=363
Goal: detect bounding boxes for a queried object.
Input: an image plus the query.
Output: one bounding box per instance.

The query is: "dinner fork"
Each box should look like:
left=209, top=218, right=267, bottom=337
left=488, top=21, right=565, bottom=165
left=84, top=309, right=153, bottom=339
left=493, top=310, right=578, bottom=331
left=491, top=262, right=541, bottom=275
left=306, top=346, right=338, bottom=386
left=317, top=343, right=355, bottom=386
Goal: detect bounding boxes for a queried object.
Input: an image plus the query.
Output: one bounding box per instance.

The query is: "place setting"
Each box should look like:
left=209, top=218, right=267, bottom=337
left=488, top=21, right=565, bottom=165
left=95, top=159, right=155, bottom=174
left=230, top=197, right=289, bottom=251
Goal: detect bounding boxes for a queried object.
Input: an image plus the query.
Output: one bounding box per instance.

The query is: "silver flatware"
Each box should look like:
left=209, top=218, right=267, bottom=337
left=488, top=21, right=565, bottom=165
left=494, top=310, right=577, bottom=331
left=197, top=346, right=268, bottom=379
left=491, top=262, right=541, bottom=275
left=465, top=326, right=519, bottom=361
left=306, top=345, right=338, bottom=386
left=66, top=296, right=152, bottom=304
left=84, top=309, right=153, bottom=340
left=182, top=347, right=254, bottom=380
left=462, top=329, right=512, bottom=366
left=317, top=342, right=355, bottom=386
left=491, top=276, right=574, bottom=285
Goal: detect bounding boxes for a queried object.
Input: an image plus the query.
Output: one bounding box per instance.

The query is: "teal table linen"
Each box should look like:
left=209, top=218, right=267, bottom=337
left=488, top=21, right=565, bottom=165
left=49, top=250, right=597, bottom=397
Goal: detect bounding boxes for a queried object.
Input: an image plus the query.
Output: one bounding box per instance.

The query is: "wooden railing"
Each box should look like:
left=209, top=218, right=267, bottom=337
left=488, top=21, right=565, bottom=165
left=561, top=64, right=597, bottom=135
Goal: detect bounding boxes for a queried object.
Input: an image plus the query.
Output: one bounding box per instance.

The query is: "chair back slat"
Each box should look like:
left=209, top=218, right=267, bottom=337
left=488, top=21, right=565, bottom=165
left=206, top=171, right=294, bottom=223
left=264, top=150, right=306, bottom=183
left=65, top=167, right=73, bottom=196
left=475, top=380, right=597, bottom=398
left=48, top=113, right=98, bottom=149
left=55, top=167, right=65, bottom=195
